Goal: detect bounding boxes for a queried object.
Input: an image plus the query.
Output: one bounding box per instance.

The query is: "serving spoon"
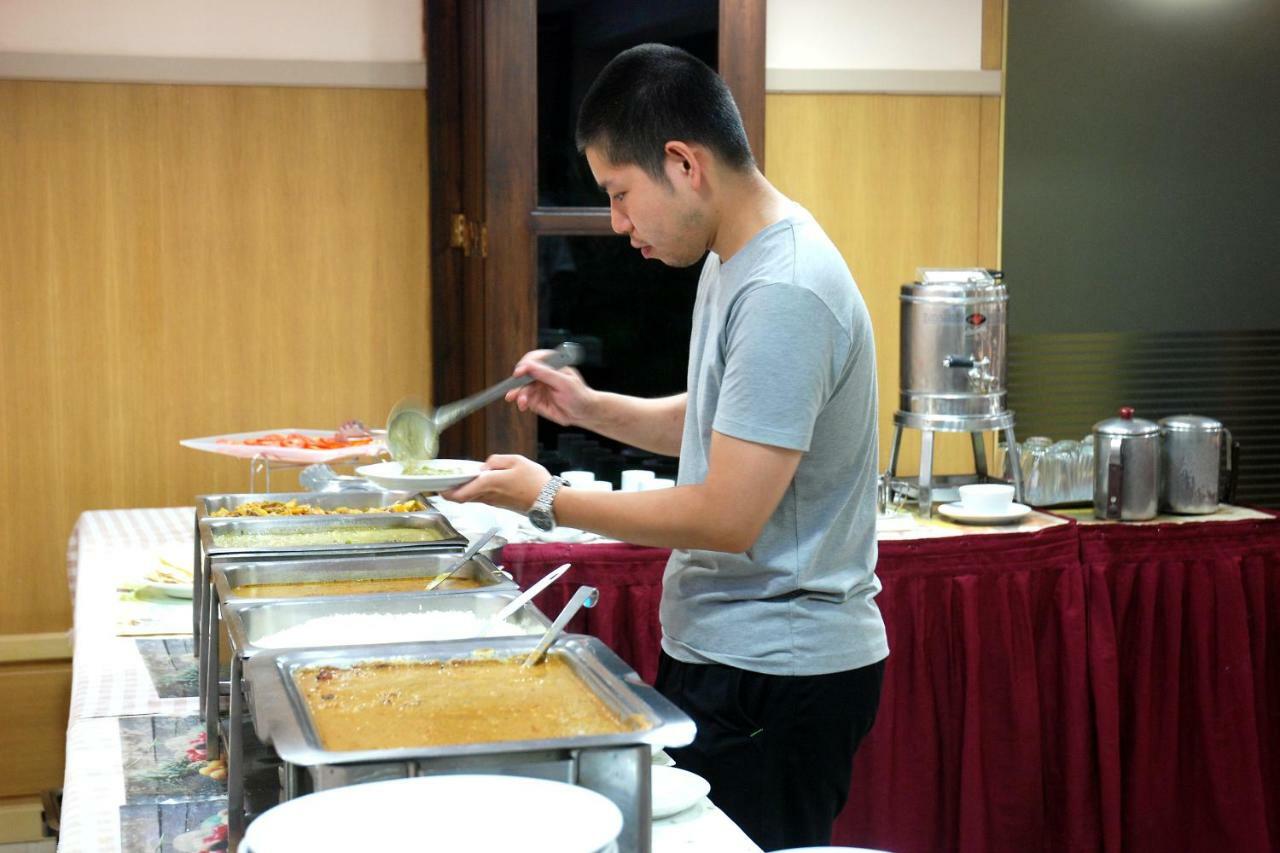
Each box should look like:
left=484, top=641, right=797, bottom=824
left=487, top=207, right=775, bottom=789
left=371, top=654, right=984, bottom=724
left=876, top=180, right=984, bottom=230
left=387, top=342, right=584, bottom=464
left=522, top=585, right=599, bottom=668
left=493, top=563, right=571, bottom=622
left=423, top=526, right=500, bottom=591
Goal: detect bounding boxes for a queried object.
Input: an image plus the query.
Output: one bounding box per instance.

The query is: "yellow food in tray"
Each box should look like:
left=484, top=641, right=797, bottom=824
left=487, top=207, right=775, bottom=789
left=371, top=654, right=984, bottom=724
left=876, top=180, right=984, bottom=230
left=296, top=656, right=643, bottom=752
left=230, top=575, right=485, bottom=599
left=211, top=527, right=444, bottom=548
left=210, top=498, right=427, bottom=518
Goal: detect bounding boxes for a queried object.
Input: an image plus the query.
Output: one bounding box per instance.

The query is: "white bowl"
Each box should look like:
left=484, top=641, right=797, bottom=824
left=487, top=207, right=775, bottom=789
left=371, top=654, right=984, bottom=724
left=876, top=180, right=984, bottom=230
left=957, top=483, right=1015, bottom=514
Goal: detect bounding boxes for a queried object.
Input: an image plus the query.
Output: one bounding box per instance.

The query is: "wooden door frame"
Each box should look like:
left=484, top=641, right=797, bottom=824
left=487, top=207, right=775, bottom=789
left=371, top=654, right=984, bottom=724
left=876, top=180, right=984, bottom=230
left=429, top=0, right=766, bottom=460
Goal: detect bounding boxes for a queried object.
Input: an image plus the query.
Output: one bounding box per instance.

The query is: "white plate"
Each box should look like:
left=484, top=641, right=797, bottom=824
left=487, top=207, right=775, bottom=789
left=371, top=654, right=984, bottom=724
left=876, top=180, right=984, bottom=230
left=141, top=580, right=193, bottom=599
left=651, top=765, right=711, bottom=819
left=242, top=774, right=622, bottom=853
left=356, top=459, right=483, bottom=492
left=937, top=502, right=1033, bottom=525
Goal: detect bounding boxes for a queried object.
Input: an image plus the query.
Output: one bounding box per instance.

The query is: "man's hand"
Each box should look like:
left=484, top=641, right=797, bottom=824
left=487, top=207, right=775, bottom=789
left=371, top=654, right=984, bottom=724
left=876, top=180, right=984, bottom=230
left=506, top=350, right=598, bottom=427
left=442, top=454, right=551, bottom=514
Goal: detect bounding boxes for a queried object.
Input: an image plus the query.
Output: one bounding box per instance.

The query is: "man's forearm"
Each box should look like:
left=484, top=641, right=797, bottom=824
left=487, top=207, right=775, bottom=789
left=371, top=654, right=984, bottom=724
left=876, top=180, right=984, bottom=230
left=579, top=392, right=686, bottom=457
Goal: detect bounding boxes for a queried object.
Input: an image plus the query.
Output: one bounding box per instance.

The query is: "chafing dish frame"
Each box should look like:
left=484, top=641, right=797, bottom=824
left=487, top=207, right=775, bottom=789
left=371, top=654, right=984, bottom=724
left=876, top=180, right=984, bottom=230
left=201, top=551, right=512, bottom=756
left=193, top=507, right=465, bottom=721
left=218, top=589, right=547, bottom=848
left=245, top=635, right=696, bottom=853
left=190, top=490, right=451, bottom=653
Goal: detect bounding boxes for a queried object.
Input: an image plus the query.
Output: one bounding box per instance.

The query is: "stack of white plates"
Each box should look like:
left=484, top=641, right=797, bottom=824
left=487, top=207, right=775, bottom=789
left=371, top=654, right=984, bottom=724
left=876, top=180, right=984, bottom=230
left=241, top=775, right=623, bottom=853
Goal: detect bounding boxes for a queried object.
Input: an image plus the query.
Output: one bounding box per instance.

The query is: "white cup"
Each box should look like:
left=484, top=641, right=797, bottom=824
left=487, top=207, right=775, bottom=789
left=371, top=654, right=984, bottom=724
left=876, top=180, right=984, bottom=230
left=957, top=483, right=1015, bottom=514
left=583, top=480, right=613, bottom=492
left=642, top=478, right=675, bottom=491
left=620, top=470, right=656, bottom=492
left=560, top=470, right=595, bottom=487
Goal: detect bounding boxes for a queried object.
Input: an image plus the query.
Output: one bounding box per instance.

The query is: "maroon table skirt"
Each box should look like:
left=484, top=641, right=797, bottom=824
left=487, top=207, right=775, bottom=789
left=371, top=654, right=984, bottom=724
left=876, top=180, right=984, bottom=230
left=504, top=526, right=1098, bottom=852
left=501, top=513, right=1280, bottom=853
left=1080, top=513, right=1280, bottom=853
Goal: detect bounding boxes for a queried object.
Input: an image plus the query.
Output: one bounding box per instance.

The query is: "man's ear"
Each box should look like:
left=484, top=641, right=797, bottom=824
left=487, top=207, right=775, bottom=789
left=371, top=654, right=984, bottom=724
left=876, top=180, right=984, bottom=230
left=663, top=140, right=703, bottom=190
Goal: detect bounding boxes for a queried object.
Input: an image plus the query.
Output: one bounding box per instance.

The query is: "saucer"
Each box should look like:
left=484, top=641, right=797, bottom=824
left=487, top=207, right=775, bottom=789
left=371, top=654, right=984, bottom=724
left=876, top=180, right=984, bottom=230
left=937, top=502, right=1032, bottom=525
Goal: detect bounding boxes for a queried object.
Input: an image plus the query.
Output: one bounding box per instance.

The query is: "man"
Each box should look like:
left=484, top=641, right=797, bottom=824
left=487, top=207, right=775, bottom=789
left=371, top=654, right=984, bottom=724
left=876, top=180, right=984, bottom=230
left=445, top=43, right=886, bottom=850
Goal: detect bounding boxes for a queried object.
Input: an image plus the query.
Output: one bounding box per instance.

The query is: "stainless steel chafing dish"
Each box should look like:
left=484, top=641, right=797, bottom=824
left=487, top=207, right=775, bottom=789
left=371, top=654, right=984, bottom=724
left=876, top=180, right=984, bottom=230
left=201, top=551, right=513, bottom=762
left=190, top=490, right=456, bottom=648
left=193, top=513, right=468, bottom=769
left=245, top=635, right=696, bottom=853
left=218, top=591, right=550, bottom=846
left=193, top=505, right=465, bottom=680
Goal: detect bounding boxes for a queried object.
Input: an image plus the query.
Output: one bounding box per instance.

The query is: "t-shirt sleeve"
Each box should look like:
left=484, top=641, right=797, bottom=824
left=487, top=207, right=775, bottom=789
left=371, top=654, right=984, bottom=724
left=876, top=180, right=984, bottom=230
left=712, top=283, right=850, bottom=452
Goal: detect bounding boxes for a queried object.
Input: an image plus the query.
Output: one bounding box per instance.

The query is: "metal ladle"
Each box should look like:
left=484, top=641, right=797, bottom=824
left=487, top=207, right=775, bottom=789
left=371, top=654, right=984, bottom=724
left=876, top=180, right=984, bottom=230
left=522, top=585, right=599, bottom=668
left=387, top=342, right=585, bottom=464
left=423, top=525, right=501, bottom=591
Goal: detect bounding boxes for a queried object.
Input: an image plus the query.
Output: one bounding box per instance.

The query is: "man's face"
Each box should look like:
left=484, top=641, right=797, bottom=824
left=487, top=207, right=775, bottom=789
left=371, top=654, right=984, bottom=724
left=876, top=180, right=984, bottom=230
left=585, top=145, right=709, bottom=268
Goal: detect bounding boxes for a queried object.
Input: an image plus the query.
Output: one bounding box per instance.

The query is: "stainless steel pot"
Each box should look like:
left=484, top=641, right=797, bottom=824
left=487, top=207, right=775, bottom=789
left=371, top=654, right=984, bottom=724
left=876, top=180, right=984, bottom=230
left=1093, top=407, right=1160, bottom=521
left=899, top=269, right=1008, bottom=419
left=1159, top=415, right=1232, bottom=514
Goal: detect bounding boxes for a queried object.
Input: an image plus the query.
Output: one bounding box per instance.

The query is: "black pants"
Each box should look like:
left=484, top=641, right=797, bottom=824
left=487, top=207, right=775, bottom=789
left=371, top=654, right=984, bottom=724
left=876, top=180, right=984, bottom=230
left=654, top=650, right=885, bottom=852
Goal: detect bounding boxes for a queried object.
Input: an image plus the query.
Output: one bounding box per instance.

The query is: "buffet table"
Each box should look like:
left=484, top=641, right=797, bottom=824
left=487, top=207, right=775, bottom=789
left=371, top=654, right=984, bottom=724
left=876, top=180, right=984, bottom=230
left=57, top=509, right=761, bottom=853
left=59, top=505, right=1279, bottom=853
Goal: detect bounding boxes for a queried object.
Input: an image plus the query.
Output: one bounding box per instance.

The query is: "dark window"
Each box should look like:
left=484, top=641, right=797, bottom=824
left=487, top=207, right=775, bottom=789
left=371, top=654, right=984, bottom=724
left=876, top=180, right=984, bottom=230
left=537, top=0, right=719, bottom=207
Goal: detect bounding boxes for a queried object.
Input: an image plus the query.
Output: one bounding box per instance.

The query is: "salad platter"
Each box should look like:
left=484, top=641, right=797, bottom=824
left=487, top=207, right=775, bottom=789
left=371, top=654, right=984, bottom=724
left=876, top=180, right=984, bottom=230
left=180, top=428, right=385, bottom=464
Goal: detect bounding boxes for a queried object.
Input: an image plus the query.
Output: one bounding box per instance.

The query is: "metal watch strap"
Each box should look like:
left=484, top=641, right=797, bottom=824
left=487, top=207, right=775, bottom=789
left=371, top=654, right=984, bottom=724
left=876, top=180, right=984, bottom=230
left=530, top=476, right=568, bottom=528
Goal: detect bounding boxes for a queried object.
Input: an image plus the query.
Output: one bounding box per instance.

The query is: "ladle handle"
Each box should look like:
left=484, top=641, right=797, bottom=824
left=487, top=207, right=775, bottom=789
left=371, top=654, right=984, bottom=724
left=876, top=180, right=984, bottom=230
left=523, top=584, right=599, bottom=668
left=494, top=562, right=571, bottom=622
left=434, top=342, right=584, bottom=433
left=423, top=525, right=500, bottom=591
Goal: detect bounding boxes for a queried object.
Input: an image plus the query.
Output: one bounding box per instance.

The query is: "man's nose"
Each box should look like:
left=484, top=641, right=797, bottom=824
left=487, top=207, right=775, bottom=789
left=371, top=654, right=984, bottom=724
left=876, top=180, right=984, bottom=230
left=610, top=205, right=631, bottom=235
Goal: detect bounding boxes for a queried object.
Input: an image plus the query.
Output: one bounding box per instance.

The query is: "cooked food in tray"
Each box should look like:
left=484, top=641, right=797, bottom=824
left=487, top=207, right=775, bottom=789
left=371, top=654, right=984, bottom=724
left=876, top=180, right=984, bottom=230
left=230, top=575, right=485, bottom=599
left=210, top=498, right=427, bottom=518
left=296, top=655, right=644, bottom=752
left=211, top=527, right=446, bottom=548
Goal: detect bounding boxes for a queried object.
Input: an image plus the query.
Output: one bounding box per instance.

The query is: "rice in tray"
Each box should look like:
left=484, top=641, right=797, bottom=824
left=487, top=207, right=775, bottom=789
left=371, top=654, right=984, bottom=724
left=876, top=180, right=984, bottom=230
left=253, top=610, right=537, bottom=649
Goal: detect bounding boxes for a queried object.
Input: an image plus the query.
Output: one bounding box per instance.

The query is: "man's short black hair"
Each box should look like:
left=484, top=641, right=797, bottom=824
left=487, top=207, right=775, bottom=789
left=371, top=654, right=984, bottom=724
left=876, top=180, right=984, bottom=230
left=576, top=43, right=755, bottom=182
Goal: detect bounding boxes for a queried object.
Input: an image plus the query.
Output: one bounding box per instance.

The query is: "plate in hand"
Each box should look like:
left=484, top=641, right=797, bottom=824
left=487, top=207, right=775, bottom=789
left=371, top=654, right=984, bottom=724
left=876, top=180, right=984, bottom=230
left=356, top=459, right=483, bottom=492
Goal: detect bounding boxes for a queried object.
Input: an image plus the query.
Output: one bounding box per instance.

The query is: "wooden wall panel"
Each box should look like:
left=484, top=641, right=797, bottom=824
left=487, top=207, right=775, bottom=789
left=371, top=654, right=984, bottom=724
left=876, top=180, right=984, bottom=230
left=765, top=93, right=998, bottom=475
left=0, top=81, right=429, bottom=634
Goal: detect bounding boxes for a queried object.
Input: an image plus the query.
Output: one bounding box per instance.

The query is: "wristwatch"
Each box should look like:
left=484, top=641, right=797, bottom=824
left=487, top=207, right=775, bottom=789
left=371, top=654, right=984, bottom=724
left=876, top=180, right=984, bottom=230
left=528, top=476, right=568, bottom=532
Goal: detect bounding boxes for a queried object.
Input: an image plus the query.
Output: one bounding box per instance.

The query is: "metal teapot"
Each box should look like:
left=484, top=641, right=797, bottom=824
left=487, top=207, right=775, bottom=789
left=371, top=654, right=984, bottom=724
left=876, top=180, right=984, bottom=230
left=1093, top=407, right=1160, bottom=521
left=1158, top=415, right=1233, bottom=514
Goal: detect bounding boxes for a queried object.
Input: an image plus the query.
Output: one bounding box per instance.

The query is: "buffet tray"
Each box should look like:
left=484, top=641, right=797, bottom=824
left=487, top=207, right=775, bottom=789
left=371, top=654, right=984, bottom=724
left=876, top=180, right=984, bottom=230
left=212, top=551, right=515, bottom=604
left=198, top=511, right=465, bottom=558
left=203, top=552, right=516, bottom=727
left=223, top=590, right=549, bottom=660
left=196, top=489, right=425, bottom=521
left=246, top=634, right=694, bottom=764
left=193, top=508, right=465, bottom=657
left=244, top=635, right=692, bottom=853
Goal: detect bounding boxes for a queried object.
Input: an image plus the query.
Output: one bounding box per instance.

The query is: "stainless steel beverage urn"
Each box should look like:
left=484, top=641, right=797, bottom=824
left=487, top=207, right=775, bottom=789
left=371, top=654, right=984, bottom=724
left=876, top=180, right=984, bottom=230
left=1093, top=407, right=1160, bottom=521
left=1158, top=415, right=1231, bottom=514
left=899, top=270, right=1007, bottom=420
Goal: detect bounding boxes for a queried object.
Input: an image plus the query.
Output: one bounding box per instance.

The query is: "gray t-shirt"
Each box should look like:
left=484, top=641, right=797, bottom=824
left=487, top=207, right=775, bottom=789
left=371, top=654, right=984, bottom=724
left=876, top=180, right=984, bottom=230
left=660, top=206, right=888, bottom=677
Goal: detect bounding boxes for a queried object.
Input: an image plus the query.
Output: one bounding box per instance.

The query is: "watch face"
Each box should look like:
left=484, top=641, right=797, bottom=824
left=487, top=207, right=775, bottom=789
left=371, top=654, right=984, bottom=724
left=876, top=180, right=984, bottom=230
left=529, top=508, right=554, bottom=531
